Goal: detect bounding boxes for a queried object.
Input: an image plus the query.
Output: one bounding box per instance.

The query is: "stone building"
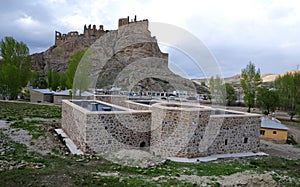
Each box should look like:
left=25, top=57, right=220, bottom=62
left=62, top=99, right=261, bottom=158
left=56, top=15, right=261, bottom=158
left=30, top=89, right=54, bottom=103
left=55, top=24, right=107, bottom=46
left=54, top=15, right=148, bottom=47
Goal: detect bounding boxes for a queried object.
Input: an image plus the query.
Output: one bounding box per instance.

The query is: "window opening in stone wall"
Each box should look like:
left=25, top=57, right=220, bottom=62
left=244, top=137, right=248, bottom=144
left=140, top=141, right=146, bottom=147
left=225, top=139, right=228, bottom=145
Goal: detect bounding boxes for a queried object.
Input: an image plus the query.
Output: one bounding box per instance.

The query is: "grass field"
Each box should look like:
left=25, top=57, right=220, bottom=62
left=0, top=101, right=300, bottom=186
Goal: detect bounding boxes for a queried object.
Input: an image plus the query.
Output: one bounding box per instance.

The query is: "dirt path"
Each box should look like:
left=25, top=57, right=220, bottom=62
left=286, top=124, right=300, bottom=143
left=260, top=139, right=300, bottom=160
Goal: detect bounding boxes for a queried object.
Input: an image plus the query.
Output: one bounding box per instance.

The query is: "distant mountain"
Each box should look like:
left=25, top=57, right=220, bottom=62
left=192, top=69, right=300, bottom=87
left=261, top=70, right=300, bottom=83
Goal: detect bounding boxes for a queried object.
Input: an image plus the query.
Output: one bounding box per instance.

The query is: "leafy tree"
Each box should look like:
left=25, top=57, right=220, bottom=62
left=256, top=87, right=279, bottom=115
left=66, top=51, right=85, bottom=88
left=59, top=73, right=67, bottom=90
left=201, top=82, right=207, bottom=87
left=209, top=75, right=226, bottom=104
left=47, top=69, right=53, bottom=89
left=274, top=72, right=300, bottom=120
left=37, top=77, right=48, bottom=89
left=51, top=70, right=60, bottom=91
left=295, top=73, right=300, bottom=118
left=31, top=72, right=48, bottom=89
left=0, top=64, right=21, bottom=99
left=240, top=62, right=261, bottom=112
left=225, top=83, right=237, bottom=106
left=0, top=37, right=31, bottom=99
left=31, top=72, right=40, bottom=87
left=47, top=70, right=61, bottom=91
left=73, top=50, right=91, bottom=97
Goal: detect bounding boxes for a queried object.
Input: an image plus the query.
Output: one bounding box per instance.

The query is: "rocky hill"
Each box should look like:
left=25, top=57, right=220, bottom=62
left=31, top=16, right=208, bottom=94
left=31, top=21, right=112, bottom=76
left=31, top=37, right=94, bottom=76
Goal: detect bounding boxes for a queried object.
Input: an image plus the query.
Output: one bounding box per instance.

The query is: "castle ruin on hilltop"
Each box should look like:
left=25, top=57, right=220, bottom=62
left=54, top=15, right=148, bottom=46
left=30, top=16, right=153, bottom=76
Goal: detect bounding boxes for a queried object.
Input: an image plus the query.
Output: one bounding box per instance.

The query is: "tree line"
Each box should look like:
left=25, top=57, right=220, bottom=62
left=0, top=36, right=86, bottom=99
left=0, top=37, right=31, bottom=99
left=208, top=61, right=300, bottom=120
left=241, top=62, right=300, bottom=120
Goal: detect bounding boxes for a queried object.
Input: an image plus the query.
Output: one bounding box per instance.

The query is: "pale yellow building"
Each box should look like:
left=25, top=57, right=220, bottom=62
left=260, top=117, right=289, bottom=141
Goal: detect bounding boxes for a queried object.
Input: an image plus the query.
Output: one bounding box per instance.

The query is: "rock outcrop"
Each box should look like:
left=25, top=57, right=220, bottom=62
left=30, top=16, right=165, bottom=77
left=31, top=16, right=208, bottom=94
left=30, top=31, right=105, bottom=75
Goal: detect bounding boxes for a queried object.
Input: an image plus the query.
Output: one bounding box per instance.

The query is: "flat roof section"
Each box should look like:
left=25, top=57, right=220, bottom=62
left=261, top=117, right=289, bottom=130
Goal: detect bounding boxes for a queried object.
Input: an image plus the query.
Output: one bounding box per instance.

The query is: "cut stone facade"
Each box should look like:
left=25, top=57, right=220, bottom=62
left=207, top=116, right=260, bottom=155
left=149, top=103, right=260, bottom=158
left=62, top=100, right=151, bottom=153
left=150, top=104, right=211, bottom=157
left=62, top=99, right=261, bottom=158
left=94, top=95, right=128, bottom=108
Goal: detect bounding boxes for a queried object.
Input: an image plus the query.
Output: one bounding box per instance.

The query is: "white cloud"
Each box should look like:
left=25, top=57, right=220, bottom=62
left=15, top=14, right=39, bottom=29
left=1, top=0, right=300, bottom=76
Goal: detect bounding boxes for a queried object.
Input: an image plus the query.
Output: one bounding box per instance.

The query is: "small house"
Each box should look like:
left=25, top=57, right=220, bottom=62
left=53, top=90, right=72, bottom=105
left=260, top=117, right=289, bottom=141
left=30, top=89, right=54, bottom=103
left=109, top=87, right=121, bottom=95
left=54, top=90, right=94, bottom=105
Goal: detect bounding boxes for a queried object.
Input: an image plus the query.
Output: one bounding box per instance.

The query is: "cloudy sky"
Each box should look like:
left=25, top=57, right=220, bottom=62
left=0, top=0, right=300, bottom=78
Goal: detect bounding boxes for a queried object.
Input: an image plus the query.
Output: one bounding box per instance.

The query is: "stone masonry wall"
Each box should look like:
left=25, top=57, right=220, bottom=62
left=150, top=103, right=212, bottom=157
left=62, top=100, right=151, bottom=153
left=207, top=116, right=260, bottom=155
left=95, top=95, right=128, bottom=108
left=150, top=103, right=261, bottom=158
left=85, top=111, right=151, bottom=153
left=95, top=96, right=152, bottom=110
left=62, top=99, right=260, bottom=157
left=62, top=101, right=87, bottom=151
left=125, top=100, right=151, bottom=110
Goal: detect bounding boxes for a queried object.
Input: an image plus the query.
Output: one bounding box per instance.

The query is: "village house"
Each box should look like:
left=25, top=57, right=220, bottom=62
left=260, top=117, right=289, bottom=141
left=30, top=89, right=54, bottom=103
left=30, top=88, right=94, bottom=105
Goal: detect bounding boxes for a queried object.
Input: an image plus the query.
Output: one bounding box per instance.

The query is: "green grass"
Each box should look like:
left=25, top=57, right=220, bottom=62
left=10, top=120, right=45, bottom=139
left=1, top=135, right=299, bottom=186
left=118, top=159, right=255, bottom=178
left=0, top=101, right=300, bottom=186
left=0, top=101, right=61, bottom=120
left=249, top=156, right=300, bottom=178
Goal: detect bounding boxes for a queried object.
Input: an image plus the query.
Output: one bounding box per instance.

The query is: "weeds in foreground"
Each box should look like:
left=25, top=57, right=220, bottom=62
left=0, top=101, right=61, bottom=120
left=10, top=120, right=45, bottom=139
left=0, top=101, right=300, bottom=186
